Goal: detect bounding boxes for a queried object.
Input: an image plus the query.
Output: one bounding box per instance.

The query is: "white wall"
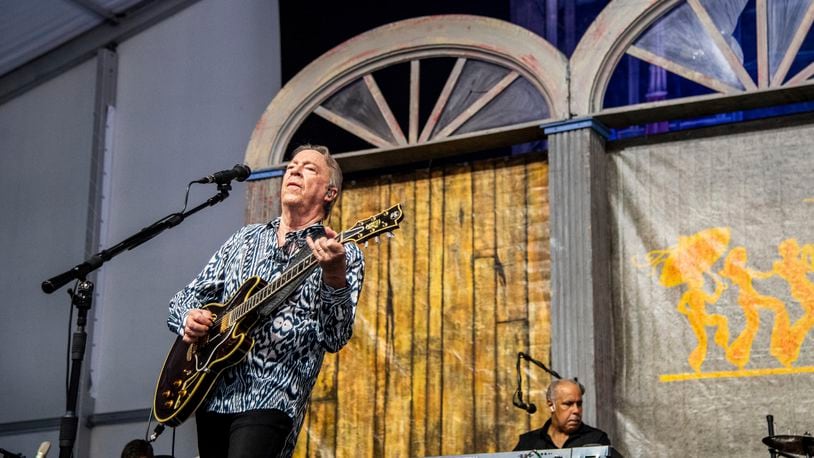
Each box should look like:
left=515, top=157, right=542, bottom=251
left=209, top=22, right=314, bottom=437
left=0, top=56, right=96, bottom=454
left=0, top=0, right=281, bottom=456
left=0, top=60, right=95, bottom=422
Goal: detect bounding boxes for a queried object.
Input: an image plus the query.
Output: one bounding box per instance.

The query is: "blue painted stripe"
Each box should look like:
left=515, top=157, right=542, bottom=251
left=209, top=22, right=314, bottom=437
left=247, top=167, right=285, bottom=181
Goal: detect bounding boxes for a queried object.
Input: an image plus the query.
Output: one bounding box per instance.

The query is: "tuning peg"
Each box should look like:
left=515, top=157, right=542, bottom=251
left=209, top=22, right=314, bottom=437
left=375, top=236, right=380, bottom=244
left=386, top=232, right=395, bottom=238
left=364, top=241, right=369, bottom=248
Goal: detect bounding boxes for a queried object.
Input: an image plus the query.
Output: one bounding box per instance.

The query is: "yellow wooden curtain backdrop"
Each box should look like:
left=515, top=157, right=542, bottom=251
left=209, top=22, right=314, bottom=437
left=249, top=154, right=551, bottom=457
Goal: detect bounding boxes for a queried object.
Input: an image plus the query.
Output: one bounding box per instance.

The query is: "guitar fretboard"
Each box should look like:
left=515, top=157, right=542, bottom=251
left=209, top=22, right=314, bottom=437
left=212, top=232, right=349, bottom=332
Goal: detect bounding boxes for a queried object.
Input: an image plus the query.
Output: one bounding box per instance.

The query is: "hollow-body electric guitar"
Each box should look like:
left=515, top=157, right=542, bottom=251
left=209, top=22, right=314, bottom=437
left=153, top=203, right=404, bottom=427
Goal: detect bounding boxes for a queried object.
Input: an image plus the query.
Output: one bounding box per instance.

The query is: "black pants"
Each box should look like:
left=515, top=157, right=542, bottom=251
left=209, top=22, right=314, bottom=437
left=196, top=409, right=293, bottom=458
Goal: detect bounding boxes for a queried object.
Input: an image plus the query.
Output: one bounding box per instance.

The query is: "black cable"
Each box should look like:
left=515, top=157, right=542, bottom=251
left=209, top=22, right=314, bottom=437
left=181, top=182, right=194, bottom=214
left=64, top=281, right=80, bottom=397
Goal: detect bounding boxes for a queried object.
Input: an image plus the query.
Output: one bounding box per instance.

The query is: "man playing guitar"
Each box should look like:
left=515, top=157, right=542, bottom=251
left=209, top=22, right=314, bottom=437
left=167, top=145, right=365, bottom=457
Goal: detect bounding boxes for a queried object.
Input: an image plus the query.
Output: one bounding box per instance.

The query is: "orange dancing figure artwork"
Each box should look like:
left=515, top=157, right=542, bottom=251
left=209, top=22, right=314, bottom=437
left=719, top=246, right=791, bottom=368
left=644, top=228, right=731, bottom=372
left=767, top=239, right=814, bottom=366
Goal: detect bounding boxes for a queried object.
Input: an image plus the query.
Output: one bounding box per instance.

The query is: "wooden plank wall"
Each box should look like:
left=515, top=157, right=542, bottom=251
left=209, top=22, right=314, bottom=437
left=248, top=154, right=551, bottom=457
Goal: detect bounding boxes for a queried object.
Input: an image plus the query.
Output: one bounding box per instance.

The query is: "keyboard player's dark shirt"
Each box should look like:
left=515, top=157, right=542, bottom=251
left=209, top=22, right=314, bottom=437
left=514, top=418, right=610, bottom=451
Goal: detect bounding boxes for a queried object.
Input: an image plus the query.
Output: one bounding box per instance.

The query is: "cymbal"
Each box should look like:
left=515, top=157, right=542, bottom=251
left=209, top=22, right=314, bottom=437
left=764, top=435, right=814, bottom=455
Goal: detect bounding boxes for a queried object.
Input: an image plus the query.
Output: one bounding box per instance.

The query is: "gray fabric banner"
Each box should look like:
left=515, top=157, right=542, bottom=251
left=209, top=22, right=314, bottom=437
left=609, top=121, right=814, bottom=457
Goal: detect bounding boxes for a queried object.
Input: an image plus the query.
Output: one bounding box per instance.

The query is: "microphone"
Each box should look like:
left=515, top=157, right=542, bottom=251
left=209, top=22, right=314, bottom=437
left=35, top=441, right=51, bottom=458
left=513, top=398, right=537, bottom=414
left=194, top=164, right=251, bottom=184
left=512, top=391, right=537, bottom=414
left=525, top=401, right=537, bottom=414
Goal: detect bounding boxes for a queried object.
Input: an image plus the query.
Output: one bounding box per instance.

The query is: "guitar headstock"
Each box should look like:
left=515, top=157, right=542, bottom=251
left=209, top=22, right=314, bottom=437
left=341, top=203, right=404, bottom=245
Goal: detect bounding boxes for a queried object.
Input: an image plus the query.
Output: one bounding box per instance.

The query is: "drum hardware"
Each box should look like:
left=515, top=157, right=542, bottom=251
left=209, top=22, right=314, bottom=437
left=764, top=414, right=814, bottom=458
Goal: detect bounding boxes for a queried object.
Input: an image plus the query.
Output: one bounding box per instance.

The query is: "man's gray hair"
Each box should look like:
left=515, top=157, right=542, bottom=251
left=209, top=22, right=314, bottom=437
left=290, top=144, right=343, bottom=217
left=545, top=378, right=586, bottom=402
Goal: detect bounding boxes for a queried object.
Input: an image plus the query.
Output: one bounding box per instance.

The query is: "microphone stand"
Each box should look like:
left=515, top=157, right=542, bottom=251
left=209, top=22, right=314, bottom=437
left=768, top=414, right=778, bottom=458
left=41, top=182, right=234, bottom=458
left=513, top=352, right=562, bottom=414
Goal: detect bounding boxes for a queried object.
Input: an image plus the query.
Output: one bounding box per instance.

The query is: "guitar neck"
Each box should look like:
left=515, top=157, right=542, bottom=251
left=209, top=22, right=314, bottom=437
left=219, top=232, right=352, bottom=326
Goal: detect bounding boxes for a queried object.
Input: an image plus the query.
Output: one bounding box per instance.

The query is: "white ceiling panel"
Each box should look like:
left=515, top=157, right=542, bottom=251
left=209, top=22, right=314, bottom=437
left=0, top=0, right=145, bottom=76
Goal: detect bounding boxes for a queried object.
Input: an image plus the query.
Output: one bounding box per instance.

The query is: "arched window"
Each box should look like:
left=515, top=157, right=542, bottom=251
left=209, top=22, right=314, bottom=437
left=244, top=15, right=568, bottom=172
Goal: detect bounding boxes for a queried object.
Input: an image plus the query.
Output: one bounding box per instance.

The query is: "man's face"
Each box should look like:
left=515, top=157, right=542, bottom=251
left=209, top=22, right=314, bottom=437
left=549, top=381, right=583, bottom=435
left=281, top=149, right=333, bottom=212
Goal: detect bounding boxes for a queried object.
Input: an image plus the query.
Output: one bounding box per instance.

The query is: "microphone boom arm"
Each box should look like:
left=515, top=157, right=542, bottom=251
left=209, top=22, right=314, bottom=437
left=42, top=182, right=232, bottom=293
left=519, top=351, right=562, bottom=380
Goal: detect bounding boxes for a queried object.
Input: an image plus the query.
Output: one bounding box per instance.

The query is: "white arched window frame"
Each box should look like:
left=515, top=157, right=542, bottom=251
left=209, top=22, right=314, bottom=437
left=571, top=0, right=814, bottom=117
left=244, top=15, right=568, bottom=173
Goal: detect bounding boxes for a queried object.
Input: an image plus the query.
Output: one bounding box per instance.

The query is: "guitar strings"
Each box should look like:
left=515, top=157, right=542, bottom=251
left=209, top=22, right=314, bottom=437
left=207, top=232, right=347, bottom=333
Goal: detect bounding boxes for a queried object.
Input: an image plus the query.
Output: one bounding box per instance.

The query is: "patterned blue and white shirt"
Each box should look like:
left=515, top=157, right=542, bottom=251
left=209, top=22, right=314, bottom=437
left=167, top=217, right=364, bottom=454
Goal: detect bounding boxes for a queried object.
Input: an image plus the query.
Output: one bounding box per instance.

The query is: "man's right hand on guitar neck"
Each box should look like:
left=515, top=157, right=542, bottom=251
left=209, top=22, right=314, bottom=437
left=183, top=309, right=214, bottom=344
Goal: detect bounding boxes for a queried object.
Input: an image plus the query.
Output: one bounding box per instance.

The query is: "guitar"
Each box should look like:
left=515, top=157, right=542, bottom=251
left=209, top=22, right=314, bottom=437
left=153, top=203, right=404, bottom=426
